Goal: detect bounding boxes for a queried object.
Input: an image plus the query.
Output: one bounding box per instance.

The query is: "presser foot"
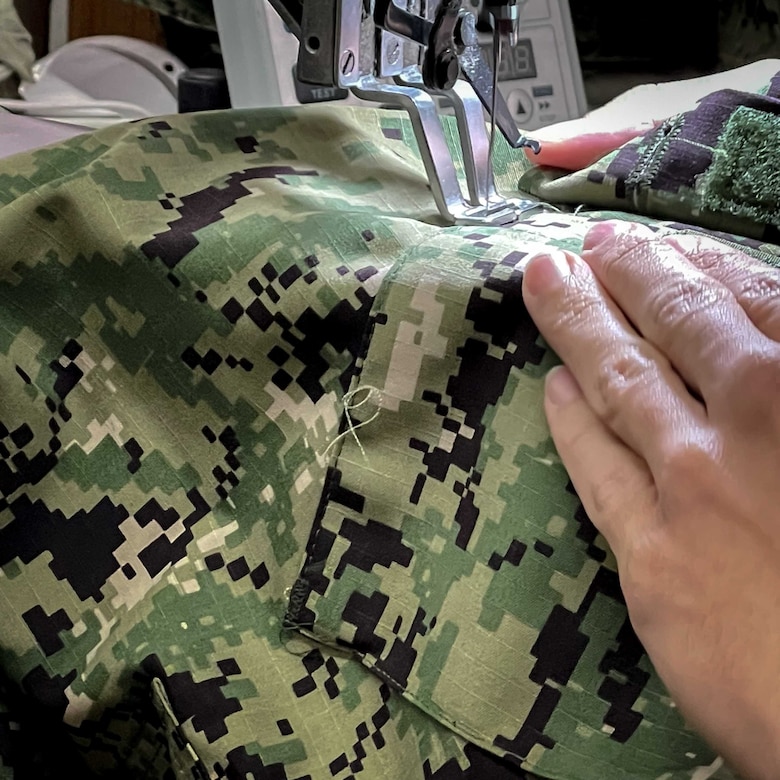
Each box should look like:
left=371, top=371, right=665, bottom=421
left=352, top=69, right=540, bottom=227
left=450, top=196, right=540, bottom=226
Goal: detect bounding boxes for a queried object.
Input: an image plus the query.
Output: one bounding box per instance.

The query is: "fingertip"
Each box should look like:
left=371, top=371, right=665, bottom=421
left=522, top=250, right=575, bottom=298
left=542, top=369, right=655, bottom=557
left=582, top=220, right=620, bottom=252
left=524, top=138, right=611, bottom=171
left=522, top=138, right=541, bottom=160
left=545, top=365, right=583, bottom=408
left=661, top=232, right=707, bottom=256
left=582, top=220, right=657, bottom=253
left=524, top=124, right=658, bottom=171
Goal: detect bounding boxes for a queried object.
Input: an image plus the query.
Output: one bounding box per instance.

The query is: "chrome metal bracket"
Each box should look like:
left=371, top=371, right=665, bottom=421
left=353, top=66, right=539, bottom=226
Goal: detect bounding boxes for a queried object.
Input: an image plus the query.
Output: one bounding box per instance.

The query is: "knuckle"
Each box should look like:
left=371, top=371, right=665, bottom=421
left=733, top=269, right=780, bottom=303
left=593, top=226, right=662, bottom=280
left=684, top=242, right=725, bottom=272
left=673, top=236, right=746, bottom=273
left=544, top=282, right=602, bottom=336
left=647, top=275, right=728, bottom=331
left=733, top=272, right=780, bottom=331
left=592, top=238, right=641, bottom=279
left=594, top=349, right=658, bottom=425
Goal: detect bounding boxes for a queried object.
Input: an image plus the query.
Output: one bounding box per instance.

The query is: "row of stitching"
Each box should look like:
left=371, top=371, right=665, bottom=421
left=625, top=114, right=685, bottom=206
left=150, top=676, right=212, bottom=779
left=283, top=229, right=512, bottom=754
left=284, top=226, right=440, bottom=640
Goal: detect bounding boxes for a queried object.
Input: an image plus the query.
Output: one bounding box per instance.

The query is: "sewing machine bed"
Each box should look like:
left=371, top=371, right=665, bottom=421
left=0, top=80, right=777, bottom=779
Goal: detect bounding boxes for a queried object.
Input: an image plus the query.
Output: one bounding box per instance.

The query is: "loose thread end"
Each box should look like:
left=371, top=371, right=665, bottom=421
left=320, top=384, right=383, bottom=461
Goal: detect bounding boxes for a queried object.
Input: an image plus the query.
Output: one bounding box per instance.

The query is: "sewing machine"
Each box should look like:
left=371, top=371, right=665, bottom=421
left=214, top=1, right=586, bottom=227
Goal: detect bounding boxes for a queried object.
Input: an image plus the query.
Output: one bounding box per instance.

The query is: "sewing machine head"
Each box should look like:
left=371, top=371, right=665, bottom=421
left=215, top=1, right=585, bottom=226
left=287, top=2, right=523, bottom=92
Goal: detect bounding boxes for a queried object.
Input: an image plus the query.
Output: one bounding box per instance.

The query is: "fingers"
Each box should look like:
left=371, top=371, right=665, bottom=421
left=525, top=59, right=780, bottom=171
left=543, top=366, right=658, bottom=555
left=522, top=248, right=708, bottom=476
left=524, top=122, right=656, bottom=170
left=525, top=82, right=666, bottom=170
left=581, top=222, right=780, bottom=404
left=662, top=232, right=780, bottom=341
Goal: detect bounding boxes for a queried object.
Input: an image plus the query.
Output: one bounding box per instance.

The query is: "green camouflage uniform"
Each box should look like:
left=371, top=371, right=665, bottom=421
left=1, top=69, right=779, bottom=779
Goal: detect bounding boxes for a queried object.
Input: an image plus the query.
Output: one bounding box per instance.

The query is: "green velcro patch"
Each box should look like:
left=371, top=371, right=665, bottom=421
left=698, top=105, right=780, bottom=226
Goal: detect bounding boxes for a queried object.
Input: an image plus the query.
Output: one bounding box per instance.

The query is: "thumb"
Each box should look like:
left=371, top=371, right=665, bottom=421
left=543, top=365, right=657, bottom=559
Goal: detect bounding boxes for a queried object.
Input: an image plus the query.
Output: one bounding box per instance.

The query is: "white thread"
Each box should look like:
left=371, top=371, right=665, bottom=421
left=321, top=385, right=383, bottom=460
left=676, top=136, right=718, bottom=155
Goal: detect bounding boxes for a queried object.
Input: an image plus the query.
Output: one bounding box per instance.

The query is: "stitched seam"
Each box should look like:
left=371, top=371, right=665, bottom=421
left=625, top=115, right=685, bottom=193
left=284, top=228, right=438, bottom=632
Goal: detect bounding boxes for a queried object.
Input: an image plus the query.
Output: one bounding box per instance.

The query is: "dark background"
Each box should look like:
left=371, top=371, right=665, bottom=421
left=11, top=0, right=780, bottom=108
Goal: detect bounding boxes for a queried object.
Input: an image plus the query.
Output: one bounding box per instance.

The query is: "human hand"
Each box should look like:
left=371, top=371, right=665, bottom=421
left=526, top=59, right=780, bottom=170
left=521, top=222, right=780, bottom=779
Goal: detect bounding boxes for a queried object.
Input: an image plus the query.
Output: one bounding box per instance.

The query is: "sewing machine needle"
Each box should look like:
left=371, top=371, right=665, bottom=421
left=487, top=23, right=502, bottom=211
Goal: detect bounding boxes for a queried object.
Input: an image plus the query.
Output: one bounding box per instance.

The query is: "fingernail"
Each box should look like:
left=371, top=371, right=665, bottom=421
left=523, top=250, right=573, bottom=297
left=545, top=366, right=583, bottom=407
left=582, top=221, right=618, bottom=252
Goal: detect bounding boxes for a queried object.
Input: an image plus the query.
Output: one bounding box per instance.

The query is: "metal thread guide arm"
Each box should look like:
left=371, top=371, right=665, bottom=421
left=266, top=0, right=542, bottom=226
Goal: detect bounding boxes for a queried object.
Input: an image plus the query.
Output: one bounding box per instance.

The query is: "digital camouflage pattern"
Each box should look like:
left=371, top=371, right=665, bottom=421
left=2, top=90, right=777, bottom=779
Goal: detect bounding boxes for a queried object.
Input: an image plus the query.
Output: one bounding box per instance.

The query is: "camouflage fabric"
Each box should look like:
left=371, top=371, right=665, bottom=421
left=521, top=71, right=780, bottom=248
left=2, top=93, right=776, bottom=779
